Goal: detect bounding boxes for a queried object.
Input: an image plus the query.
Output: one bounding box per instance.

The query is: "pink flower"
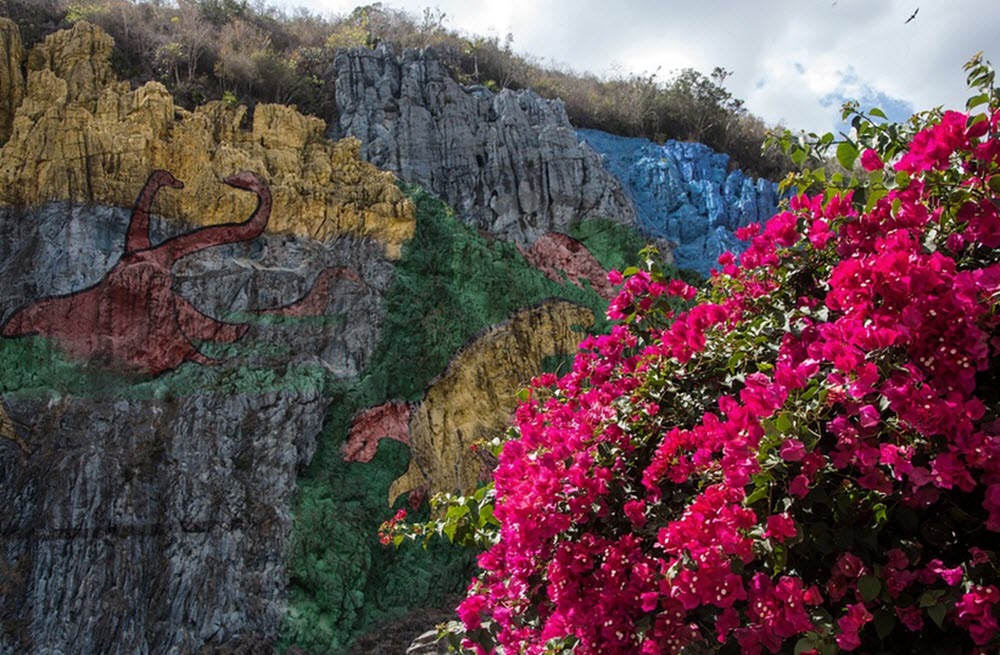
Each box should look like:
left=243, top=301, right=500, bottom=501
left=836, top=603, right=873, bottom=651
left=789, top=474, right=811, bottom=498
left=457, top=594, right=488, bottom=631
left=836, top=552, right=865, bottom=579
left=858, top=404, right=880, bottom=428
left=861, top=148, right=884, bottom=172
left=764, top=513, right=798, bottom=542
left=780, top=439, right=807, bottom=462
left=623, top=498, right=647, bottom=528
left=896, top=605, right=924, bottom=631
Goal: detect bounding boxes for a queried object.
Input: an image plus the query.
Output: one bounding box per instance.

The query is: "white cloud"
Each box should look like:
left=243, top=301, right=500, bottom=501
left=269, top=0, right=1000, bottom=133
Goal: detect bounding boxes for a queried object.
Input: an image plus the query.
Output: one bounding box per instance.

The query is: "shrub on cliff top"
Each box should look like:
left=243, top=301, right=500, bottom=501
left=430, top=57, right=1000, bottom=654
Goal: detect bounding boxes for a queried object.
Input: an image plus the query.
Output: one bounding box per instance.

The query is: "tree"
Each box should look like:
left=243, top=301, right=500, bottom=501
left=213, top=18, right=268, bottom=96
left=155, top=1, right=214, bottom=85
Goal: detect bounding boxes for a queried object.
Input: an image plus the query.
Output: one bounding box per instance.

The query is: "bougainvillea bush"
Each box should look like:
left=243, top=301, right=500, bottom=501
left=412, top=60, right=1000, bottom=655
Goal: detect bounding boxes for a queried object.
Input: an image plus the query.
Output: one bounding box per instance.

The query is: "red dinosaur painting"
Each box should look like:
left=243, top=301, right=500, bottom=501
left=2, top=170, right=279, bottom=376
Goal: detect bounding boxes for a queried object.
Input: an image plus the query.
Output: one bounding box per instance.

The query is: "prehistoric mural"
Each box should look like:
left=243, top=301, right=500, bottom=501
left=3, top=170, right=264, bottom=375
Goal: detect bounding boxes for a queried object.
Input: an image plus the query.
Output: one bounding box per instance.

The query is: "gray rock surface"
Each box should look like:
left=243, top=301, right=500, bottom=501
left=0, top=203, right=394, bottom=379
left=1, top=389, right=324, bottom=655
left=330, top=45, right=636, bottom=243
left=0, top=202, right=396, bottom=653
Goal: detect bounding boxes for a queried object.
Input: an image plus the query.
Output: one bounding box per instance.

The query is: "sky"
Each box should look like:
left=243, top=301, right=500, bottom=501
left=269, top=0, right=1000, bottom=135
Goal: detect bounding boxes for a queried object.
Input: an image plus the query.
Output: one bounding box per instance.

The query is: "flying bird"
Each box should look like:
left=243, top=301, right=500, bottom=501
left=905, top=7, right=919, bottom=23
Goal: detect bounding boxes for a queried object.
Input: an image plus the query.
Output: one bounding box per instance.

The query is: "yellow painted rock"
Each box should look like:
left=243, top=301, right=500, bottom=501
left=389, top=300, right=594, bottom=505
left=0, top=21, right=414, bottom=258
left=0, top=18, right=24, bottom=145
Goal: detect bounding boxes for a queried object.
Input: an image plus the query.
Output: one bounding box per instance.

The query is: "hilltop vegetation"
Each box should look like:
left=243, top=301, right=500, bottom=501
left=2, top=0, right=791, bottom=178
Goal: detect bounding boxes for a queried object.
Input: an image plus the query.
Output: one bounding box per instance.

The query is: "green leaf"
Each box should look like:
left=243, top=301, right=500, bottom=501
left=745, top=473, right=773, bottom=506
left=874, top=609, right=896, bottom=639
left=865, top=188, right=888, bottom=214
left=989, top=176, right=1000, bottom=194
left=858, top=575, right=882, bottom=602
left=967, top=93, right=990, bottom=110
left=968, top=112, right=989, bottom=129
left=479, top=503, right=498, bottom=527
left=919, top=590, right=945, bottom=607
left=515, top=387, right=530, bottom=403
left=869, top=107, right=887, bottom=119
left=837, top=141, right=860, bottom=171
left=794, top=636, right=817, bottom=654
left=776, top=412, right=792, bottom=433
left=927, top=603, right=947, bottom=628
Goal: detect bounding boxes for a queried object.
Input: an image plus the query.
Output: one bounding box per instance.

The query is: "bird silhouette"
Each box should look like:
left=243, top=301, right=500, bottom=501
left=905, top=7, right=919, bottom=23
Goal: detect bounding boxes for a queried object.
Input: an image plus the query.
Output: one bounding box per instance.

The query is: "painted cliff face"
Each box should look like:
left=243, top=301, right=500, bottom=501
left=4, top=171, right=261, bottom=375
left=1, top=170, right=367, bottom=376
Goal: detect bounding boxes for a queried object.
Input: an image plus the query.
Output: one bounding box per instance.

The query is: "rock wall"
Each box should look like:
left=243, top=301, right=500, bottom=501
left=389, top=299, right=595, bottom=506
left=578, top=128, right=779, bottom=274
left=1, top=21, right=415, bottom=258
left=0, top=19, right=24, bottom=145
left=0, top=21, right=407, bottom=654
left=283, top=187, right=611, bottom=654
left=523, top=232, right=617, bottom=300
left=1, top=389, right=324, bottom=655
left=330, top=44, right=636, bottom=243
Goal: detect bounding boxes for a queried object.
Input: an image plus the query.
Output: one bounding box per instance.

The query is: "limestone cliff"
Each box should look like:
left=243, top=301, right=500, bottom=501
left=388, top=300, right=594, bottom=505
left=1, top=389, right=325, bottom=654
left=0, top=22, right=402, bottom=654
left=330, top=44, right=636, bottom=243
left=0, top=21, right=414, bottom=257
left=0, top=19, right=24, bottom=145
left=578, top=128, right=779, bottom=274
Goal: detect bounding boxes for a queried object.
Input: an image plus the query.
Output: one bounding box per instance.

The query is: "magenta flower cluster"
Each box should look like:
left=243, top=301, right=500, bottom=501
left=457, top=106, right=1000, bottom=654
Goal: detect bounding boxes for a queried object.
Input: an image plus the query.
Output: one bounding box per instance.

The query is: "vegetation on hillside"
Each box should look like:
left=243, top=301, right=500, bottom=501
left=283, top=187, right=644, bottom=653
left=2, top=0, right=791, bottom=178
left=386, top=58, right=1000, bottom=654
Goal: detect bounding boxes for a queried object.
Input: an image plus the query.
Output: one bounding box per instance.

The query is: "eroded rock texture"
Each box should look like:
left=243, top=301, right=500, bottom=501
left=0, top=19, right=24, bottom=145
left=578, top=128, right=779, bottom=274
left=523, top=232, right=616, bottom=300
left=1, top=390, right=325, bottom=655
left=0, top=22, right=400, bottom=654
left=331, top=45, right=636, bottom=243
left=0, top=21, right=415, bottom=258
left=388, top=300, right=594, bottom=506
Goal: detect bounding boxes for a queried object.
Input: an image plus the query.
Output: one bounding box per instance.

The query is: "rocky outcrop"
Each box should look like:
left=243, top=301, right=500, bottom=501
left=388, top=300, right=594, bottom=506
left=330, top=45, right=636, bottom=243
left=578, top=128, right=779, bottom=274
left=1, top=389, right=325, bottom=655
left=0, top=202, right=395, bottom=378
left=0, top=19, right=24, bottom=145
left=523, top=232, right=616, bottom=300
left=0, top=21, right=415, bottom=258
left=0, top=22, right=403, bottom=654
